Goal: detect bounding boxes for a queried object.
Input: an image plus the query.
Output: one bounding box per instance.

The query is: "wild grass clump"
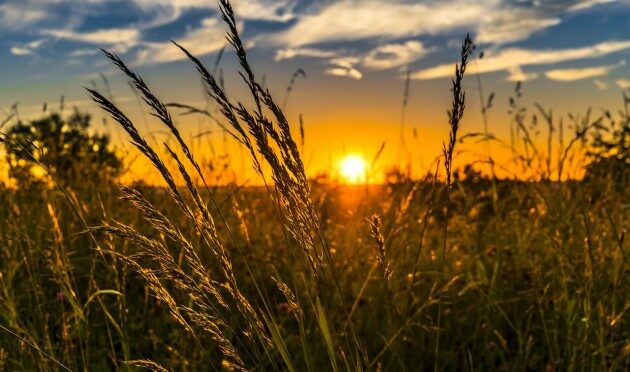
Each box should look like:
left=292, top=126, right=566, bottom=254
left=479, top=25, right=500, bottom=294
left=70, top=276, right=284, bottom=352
left=84, top=0, right=362, bottom=368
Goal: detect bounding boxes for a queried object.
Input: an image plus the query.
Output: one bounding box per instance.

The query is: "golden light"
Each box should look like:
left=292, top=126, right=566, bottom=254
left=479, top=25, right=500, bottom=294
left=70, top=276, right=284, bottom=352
left=339, top=154, right=367, bottom=184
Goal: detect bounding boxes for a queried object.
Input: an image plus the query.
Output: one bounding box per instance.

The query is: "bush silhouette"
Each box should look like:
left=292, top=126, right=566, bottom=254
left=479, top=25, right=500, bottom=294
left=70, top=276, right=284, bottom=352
left=585, top=104, right=630, bottom=185
left=4, top=109, right=122, bottom=187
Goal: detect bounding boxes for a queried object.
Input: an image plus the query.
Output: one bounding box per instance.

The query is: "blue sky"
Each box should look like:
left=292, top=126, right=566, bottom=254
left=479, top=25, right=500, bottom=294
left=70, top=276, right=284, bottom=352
left=0, top=0, right=629, bottom=179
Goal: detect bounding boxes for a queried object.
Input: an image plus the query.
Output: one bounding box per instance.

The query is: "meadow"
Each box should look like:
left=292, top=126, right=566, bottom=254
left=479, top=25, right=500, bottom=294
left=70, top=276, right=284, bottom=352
left=0, top=0, right=628, bottom=370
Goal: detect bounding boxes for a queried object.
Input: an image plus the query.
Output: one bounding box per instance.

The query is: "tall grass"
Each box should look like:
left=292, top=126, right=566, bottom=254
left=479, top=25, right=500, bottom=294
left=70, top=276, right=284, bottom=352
left=435, top=33, right=473, bottom=369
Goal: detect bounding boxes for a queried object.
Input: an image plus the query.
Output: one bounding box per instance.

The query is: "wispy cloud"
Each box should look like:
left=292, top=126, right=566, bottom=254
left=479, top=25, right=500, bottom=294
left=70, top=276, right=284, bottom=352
left=276, top=40, right=430, bottom=79
left=0, top=3, right=46, bottom=30
left=68, top=49, right=100, bottom=57
left=3, top=0, right=294, bottom=64
left=506, top=66, right=539, bottom=82
left=475, top=10, right=560, bottom=44
left=363, top=41, right=429, bottom=70
left=412, top=40, right=630, bottom=80
left=10, top=47, right=33, bottom=56
left=10, top=39, right=46, bottom=56
left=43, top=28, right=140, bottom=52
left=135, top=18, right=230, bottom=64
left=569, top=0, right=620, bottom=12
left=274, top=47, right=338, bottom=61
left=275, top=1, right=487, bottom=47
left=132, top=0, right=297, bottom=22
left=545, top=61, right=625, bottom=81
left=272, top=0, right=612, bottom=47
left=325, top=67, right=363, bottom=80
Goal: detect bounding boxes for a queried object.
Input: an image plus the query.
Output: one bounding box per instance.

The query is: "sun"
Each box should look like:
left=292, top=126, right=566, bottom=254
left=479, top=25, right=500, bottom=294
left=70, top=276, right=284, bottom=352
left=339, top=154, right=367, bottom=184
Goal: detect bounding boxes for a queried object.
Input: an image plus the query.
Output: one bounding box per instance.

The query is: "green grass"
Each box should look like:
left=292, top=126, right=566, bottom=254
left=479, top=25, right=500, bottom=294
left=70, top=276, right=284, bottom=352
left=0, top=172, right=628, bottom=370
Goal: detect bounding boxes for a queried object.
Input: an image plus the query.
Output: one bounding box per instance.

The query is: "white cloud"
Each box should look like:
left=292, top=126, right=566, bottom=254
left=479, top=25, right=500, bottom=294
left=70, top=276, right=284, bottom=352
left=323, top=56, right=363, bottom=79
left=43, top=28, right=140, bottom=51
left=227, top=0, right=296, bottom=22
left=412, top=40, right=630, bottom=80
left=545, top=61, right=625, bottom=81
left=68, top=49, right=99, bottom=57
left=276, top=40, right=430, bottom=79
left=275, top=47, right=338, bottom=61
left=546, top=66, right=610, bottom=81
left=9, top=39, right=47, bottom=56
left=0, top=0, right=294, bottom=66
left=135, top=18, right=229, bottom=64
left=363, top=41, right=429, bottom=70
left=275, top=1, right=486, bottom=47
left=325, top=67, right=363, bottom=80
left=616, top=79, right=630, bottom=89
left=475, top=10, right=560, bottom=44
left=330, top=56, right=361, bottom=70
left=0, top=3, right=46, bottom=30
left=29, top=0, right=286, bottom=64
left=132, top=0, right=296, bottom=22
left=271, top=0, right=597, bottom=47
left=569, top=0, right=620, bottom=12
left=507, top=66, right=539, bottom=82
left=11, top=47, right=32, bottom=56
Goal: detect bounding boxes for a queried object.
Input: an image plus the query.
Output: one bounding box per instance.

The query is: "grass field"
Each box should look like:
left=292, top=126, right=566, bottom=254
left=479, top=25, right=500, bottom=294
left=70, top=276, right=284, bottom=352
left=0, top=0, right=628, bottom=370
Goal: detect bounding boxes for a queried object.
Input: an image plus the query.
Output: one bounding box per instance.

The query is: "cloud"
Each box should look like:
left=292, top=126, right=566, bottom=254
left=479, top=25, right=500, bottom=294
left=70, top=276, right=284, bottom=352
left=276, top=40, right=430, bottom=80
left=29, top=0, right=290, bottom=64
left=330, top=57, right=361, bottom=70
left=412, top=40, right=630, bottom=80
left=68, top=49, right=99, bottom=57
left=132, top=0, right=297, bottom=22
left=274, top=47, right=338, bottom=61
left=506, top=66, right=539, bottom=82
left=9, top=39, right=47, bottom=56
left=475, top=10, right=560, bottom=44
left=544, top=61, right=625, bottom=81
left=616, top=79, right=630, bottom=89
left=1, top=0, right=294, bottom=67
left=325, top=67, right=363, bottom=80
left=569, top=0, right=620, bottom=12
left=323, top=56, right=363, bottom=79
left=0, top=3, right=46, bottom=30
left=363, top=41, right=429, bottom=70
left=275, top=1, right=485, bottom=47
left=271, top=0, right=608, bottom=47
left=546, top=66, right=610, bottom=81
left=227, top=0, right=296, bottom=22
left=43, top=28, right=140, bottom=51
left=135, top=18, right=229, bottom=64
left=11, top=47, right=33, bottom=56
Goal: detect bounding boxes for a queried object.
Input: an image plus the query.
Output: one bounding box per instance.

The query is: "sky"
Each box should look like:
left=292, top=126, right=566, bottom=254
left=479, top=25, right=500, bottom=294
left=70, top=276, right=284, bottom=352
left=0, top=0, right=629, bottom=182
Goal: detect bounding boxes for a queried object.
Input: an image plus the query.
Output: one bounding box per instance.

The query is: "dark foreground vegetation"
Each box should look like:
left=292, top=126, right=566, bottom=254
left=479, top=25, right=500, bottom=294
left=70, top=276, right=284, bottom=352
left=0, top=1, right=628, bottom=370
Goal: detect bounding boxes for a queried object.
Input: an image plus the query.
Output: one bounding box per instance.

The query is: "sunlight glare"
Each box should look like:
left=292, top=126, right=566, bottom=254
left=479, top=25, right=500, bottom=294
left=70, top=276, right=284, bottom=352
left=339, top=154, right=367, bottom=184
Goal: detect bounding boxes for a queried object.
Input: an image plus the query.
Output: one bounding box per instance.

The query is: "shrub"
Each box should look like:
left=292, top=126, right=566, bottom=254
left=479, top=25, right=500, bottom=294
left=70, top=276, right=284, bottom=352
left=3, top=109, right=122, bottom=187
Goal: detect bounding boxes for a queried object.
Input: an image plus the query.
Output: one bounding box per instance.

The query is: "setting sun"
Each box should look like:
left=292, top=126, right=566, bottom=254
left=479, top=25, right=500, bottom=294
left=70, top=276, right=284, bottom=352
left=339, top=154, right=367, bottom=184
